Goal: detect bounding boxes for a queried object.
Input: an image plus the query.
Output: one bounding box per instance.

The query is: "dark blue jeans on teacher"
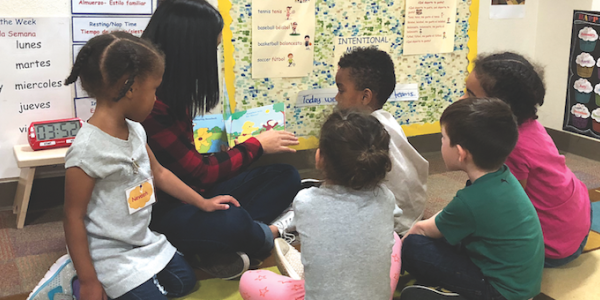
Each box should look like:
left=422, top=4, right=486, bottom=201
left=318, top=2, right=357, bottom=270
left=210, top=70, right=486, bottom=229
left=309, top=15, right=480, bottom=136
left=149, top=164, right=300, bottom=259
left=113, top=252, right=196, bottom=300
left=402, top=235, right=508, bottom=300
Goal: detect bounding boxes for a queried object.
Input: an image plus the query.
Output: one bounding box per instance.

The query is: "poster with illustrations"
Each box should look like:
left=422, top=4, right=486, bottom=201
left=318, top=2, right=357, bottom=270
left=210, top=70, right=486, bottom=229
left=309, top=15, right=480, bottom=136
left=564, top=11, right=600, bottom=140
left=251, top=0, right=315, bottom=78
left=490, top=0, right=526, bottom=19
left=404, top=0, right=457, bottom=55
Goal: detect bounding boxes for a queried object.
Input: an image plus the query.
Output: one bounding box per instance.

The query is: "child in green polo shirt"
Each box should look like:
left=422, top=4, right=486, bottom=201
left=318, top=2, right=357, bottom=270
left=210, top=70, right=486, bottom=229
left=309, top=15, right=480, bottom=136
left=400, top=97, right=544, bottom=300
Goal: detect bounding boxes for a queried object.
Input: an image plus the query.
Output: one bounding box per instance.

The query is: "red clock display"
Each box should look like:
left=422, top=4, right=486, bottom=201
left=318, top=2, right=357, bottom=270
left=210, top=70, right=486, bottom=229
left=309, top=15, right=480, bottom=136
left=28, top=118, right=84, bottom=151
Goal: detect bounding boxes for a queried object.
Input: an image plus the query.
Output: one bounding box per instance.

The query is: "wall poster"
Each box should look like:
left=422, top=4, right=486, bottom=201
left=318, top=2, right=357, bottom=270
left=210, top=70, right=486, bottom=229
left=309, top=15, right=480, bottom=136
left=251, top=0, right=315, bottom=78
left=0, top=17, right=72, bottom=178
left=564, top=10, right=600, bottom=140
left=490, top=0, right=525, bottom=19
left=404, top=0, right=457, bottom=55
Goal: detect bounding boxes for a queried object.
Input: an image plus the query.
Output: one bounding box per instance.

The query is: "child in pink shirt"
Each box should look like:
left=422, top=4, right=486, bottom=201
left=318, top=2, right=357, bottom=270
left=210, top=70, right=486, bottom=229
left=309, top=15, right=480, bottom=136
left=464, top=51, right=592, bottom=267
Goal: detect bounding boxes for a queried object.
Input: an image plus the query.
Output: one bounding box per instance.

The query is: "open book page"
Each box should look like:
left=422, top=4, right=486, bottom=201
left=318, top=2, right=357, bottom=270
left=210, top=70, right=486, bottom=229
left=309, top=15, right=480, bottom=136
left=226, top=102, right=285, bottom=147
left=193, top=102, right=285, bottom=153
left=192, top=114, right=228, bottom=154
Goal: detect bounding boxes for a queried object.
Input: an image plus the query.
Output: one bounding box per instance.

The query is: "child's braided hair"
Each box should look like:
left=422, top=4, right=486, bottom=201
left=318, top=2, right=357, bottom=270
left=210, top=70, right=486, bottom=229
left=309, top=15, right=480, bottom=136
left=473, top=52, right=545, bottom=125
left=65, top=31, right=164, bottom=102
left=319, top=109, right=391, bottom=190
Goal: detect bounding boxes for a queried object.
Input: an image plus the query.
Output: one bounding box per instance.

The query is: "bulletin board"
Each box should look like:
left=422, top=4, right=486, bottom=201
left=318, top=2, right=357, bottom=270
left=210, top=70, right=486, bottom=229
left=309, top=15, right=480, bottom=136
left=218, top=0, right=479, bottom=150
left=0, top=0, right=478, bottom=179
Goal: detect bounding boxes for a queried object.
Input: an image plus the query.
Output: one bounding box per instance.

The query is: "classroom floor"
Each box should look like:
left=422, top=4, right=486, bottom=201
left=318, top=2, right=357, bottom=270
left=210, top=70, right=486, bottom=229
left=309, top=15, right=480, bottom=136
left=1, top=151, right=600, bottom=299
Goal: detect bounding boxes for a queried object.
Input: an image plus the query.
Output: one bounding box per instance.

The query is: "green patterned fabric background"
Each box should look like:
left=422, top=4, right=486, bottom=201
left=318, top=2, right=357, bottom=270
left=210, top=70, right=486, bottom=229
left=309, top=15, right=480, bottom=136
left=228, top=0, right=471, bottom=138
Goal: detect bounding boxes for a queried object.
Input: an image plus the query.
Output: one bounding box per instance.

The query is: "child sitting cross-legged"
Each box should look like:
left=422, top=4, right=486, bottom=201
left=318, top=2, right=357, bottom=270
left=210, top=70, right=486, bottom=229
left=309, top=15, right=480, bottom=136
left=468, top=52, right=592, bottom=267
left=27, top=31, right=239, bottom=300
left=400, top=98, right=544, bottom=300
left=272, top=47, right=429, bottom=241
left=335, top=47, right=429, bottom=236
left=239, top=109, right=402, bottom=300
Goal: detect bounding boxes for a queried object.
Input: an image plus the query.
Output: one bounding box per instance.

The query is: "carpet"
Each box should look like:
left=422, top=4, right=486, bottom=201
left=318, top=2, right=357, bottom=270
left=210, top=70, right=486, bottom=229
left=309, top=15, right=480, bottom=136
left=540, top=250, right=600, bottom=300
left=176, top=266, right=412, bottom=300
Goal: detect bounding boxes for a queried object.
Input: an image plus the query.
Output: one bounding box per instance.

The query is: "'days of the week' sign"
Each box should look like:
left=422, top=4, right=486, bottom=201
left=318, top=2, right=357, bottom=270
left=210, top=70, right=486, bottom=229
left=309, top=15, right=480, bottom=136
left=295, top=84, right=419, bottom=107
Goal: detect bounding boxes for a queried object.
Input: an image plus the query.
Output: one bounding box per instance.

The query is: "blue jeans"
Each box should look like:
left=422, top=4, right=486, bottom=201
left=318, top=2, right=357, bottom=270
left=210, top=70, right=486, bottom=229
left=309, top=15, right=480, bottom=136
left=113, top=252, right=196, bottom=300
left=402, top=235, right=507, bottom=300
left=545, top=204, right=593, bottom=268
left=150, top=164, right=300, bottom=258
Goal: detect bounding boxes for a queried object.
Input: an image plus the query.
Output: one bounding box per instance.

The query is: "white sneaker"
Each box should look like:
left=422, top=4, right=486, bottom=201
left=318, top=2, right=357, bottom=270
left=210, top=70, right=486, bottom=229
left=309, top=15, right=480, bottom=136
left=28, top=254, right=78, bottom=300
left=400, top=285, right=464, bottom=299
left=274, top=238, right=304, bottom=280
left=301, top=178, right=323, bottom=189
left=271, top=205, right=296, bottom=244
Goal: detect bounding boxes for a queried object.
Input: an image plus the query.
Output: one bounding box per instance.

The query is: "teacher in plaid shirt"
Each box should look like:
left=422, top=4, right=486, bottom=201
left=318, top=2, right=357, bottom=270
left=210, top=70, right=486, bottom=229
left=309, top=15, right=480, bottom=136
left=142, top=0, right=301, bottom=279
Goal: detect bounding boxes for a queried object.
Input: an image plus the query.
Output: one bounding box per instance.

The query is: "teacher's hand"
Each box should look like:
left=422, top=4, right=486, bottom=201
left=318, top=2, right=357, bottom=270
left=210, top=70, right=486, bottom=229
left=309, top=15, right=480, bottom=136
left=255, top=130, right=299, bottom=154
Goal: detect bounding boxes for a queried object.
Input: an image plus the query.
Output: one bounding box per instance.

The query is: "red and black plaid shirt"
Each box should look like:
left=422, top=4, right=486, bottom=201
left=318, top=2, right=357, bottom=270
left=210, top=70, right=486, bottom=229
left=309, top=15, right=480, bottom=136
left=142, top=100, right=263, bottom=193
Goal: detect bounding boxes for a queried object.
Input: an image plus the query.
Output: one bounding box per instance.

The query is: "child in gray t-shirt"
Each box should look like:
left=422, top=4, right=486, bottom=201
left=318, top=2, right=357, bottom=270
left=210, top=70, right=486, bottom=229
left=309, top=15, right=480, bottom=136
left=29, top=32, right=240, bottom=300
left=240, top=109, right=402, bottom=300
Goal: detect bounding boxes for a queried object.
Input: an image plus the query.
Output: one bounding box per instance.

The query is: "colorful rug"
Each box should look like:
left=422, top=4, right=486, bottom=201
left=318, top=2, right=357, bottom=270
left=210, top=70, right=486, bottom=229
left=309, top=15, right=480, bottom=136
left=591, top=201, right=600, bottom=233
left=584, top=231, right=600, bottom=253
left=584, top=188, right=600, bottom=253
left=175, top=265, right=412, bottom=300
left=173, top=188, right=600, bottom=300
left=174, top=267, right=280, bottom=300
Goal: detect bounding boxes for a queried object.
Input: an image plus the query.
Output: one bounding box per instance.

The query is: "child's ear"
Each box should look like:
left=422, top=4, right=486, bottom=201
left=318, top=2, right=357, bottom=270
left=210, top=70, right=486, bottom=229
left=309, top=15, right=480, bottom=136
left=456, top=144, right=469, bottom=163
left=315, top=148, right=324, bottom=170
left=361, top=89, right=374, bottom=106
left=124, top=82, right=135, bottom=99
left=125, top=88, right=134, bottom=100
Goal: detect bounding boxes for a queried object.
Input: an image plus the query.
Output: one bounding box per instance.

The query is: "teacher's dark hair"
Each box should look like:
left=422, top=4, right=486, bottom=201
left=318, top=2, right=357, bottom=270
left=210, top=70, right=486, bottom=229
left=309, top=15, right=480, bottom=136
left=143, top=0, right=224, bottom=119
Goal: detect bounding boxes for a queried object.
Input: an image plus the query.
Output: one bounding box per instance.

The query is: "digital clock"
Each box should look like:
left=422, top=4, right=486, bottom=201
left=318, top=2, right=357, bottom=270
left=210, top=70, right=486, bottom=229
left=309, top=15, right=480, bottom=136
left=27, top=118, right=84, bottom=151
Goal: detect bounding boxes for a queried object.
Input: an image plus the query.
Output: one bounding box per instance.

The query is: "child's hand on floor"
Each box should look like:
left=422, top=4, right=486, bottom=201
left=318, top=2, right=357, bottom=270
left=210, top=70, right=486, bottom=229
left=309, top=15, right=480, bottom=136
left=199, top=195, right=241, bottom=212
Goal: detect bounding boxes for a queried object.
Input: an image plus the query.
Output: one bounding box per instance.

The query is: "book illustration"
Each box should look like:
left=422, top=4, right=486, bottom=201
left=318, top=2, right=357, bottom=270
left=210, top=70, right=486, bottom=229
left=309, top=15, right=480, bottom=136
left=193, top=102, right=285, bottom=153
left=192, top=114, right=228, bottom=154
left=236, top=121, right=260, bottom=144
left=226, top=102, right=286, bottom=146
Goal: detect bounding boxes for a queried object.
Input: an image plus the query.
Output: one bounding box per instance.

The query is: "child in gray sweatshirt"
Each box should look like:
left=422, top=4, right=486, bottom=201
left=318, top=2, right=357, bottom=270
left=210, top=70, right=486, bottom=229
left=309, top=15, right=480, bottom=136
left=239, top=109, right=402, bottom=300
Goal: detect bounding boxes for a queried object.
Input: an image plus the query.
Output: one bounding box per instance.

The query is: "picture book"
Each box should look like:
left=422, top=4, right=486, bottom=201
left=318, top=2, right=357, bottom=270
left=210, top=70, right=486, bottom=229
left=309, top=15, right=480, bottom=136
left=192, top=102, right=285, bottom=154
left=192, top=114, right=228, bottom=154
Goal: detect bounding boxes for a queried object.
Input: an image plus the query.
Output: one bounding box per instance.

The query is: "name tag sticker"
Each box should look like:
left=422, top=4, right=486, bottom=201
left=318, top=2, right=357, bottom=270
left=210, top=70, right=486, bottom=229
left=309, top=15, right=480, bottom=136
left=125, top=179, right=156, bottom=214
